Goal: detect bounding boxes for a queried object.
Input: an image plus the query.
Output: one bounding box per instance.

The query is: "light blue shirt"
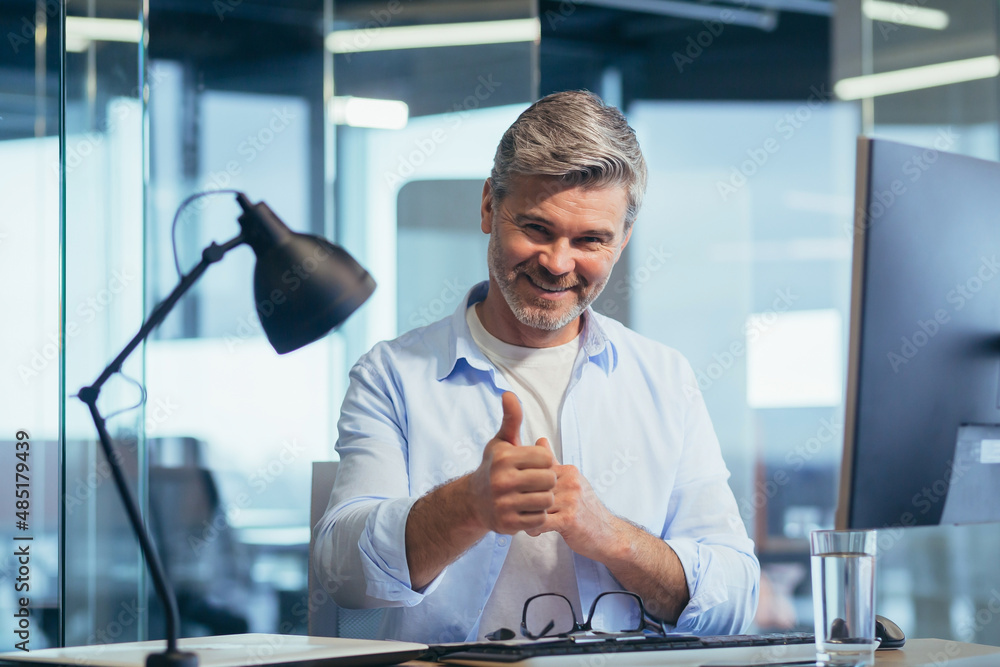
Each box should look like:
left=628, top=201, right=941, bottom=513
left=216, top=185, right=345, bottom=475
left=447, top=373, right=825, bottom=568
left=313, top=282, right=759, bottom=643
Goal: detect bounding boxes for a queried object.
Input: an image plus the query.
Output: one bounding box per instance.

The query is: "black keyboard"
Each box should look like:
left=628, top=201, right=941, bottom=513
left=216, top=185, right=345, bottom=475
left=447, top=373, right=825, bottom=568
left=422, top=632, right=818, bottom=666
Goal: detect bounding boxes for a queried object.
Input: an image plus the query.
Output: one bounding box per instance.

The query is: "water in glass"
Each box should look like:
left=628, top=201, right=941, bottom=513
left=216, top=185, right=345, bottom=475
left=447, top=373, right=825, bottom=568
left=812, top=551, right=876, bottom=665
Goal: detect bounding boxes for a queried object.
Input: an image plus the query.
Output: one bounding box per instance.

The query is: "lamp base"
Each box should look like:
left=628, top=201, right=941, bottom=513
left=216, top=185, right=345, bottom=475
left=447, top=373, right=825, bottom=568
left=146, top=650, right=198, bottom=667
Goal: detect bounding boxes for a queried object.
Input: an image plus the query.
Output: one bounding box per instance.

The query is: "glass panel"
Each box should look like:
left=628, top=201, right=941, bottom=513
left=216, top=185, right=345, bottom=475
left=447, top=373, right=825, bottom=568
left=0, top=0, right=63, bottom=647
left=331, top=0, right=538, bottom=361
left=61, top=0, right=147, bottom=647
left=141, top=1, right=331, bottom=636
left=325, top=0, right=537, bottom=640
left=0, top=0, right=62, bottom=649
left=628, top=99, right=859, bottom=633
left=854, top=0, right=1000, bottom=646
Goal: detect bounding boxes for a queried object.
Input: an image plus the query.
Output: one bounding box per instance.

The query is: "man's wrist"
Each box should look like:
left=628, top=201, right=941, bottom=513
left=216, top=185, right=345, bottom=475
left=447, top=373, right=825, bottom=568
left=452, top=474, right=488, bottom=534
left=588, top=514, right=634, bottom=566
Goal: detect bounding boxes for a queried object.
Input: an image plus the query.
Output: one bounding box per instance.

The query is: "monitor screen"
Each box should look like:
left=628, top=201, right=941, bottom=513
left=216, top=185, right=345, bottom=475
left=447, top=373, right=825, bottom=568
left=837, top=136, right=1000, bottom=530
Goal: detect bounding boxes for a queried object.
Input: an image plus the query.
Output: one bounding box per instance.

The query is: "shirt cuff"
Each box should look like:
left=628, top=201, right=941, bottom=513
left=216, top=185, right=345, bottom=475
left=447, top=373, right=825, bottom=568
left=358, top=497, right=446, bottom=605
left=665, top=538, right=730, bottom=631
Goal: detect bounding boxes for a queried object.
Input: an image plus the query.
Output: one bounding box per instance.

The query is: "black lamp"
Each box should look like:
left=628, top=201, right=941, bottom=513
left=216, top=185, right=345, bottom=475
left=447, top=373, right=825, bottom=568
left=76, top=192, right=375, bottom=667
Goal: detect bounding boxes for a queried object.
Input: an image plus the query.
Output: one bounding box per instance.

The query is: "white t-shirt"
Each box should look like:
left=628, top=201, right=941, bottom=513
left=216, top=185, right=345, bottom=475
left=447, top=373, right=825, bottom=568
left=466, top=304, right=584, bottom=638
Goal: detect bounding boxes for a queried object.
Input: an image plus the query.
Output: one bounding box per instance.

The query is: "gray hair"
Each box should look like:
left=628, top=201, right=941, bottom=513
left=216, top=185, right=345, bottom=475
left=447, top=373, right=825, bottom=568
left=489, top=90, right=648, bottom=232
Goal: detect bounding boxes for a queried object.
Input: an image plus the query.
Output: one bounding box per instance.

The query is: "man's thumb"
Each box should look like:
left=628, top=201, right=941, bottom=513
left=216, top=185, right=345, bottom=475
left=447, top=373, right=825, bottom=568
left=496, top=391, right=522, bottom=446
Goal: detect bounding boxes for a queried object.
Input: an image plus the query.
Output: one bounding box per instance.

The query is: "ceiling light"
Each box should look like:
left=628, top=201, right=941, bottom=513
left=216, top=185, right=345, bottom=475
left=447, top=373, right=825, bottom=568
left=65, top=16, right=142, bottom=51
left=329, top=97, right=409, bottom=130
left=326, top=18, right=540, bottom=54
left=862, top=0, right=949, bottom=30
left=575, top=0, right=778, bottom=30
left=835, top=55, right=1000, bottom=100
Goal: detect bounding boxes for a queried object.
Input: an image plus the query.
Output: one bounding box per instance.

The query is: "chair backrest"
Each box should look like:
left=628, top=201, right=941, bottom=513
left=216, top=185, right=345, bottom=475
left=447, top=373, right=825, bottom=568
left=308, top=461, right=384, bottom=638
left=148, top=465, right=250, bottom=635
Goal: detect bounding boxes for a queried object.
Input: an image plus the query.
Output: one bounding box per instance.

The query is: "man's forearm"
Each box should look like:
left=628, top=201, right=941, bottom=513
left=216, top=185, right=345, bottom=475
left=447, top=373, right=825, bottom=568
left=601, top=519, right=690, bottom=624
left=405, top=474, right=489, bottom=590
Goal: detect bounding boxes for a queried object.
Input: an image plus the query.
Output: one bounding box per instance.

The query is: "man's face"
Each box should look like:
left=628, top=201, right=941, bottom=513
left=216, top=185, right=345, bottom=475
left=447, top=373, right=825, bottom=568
left=481, top=174, right=631, bottom=339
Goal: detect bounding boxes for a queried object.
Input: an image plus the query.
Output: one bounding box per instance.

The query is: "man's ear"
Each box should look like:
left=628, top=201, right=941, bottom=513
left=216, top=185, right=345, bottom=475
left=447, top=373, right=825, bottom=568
left=480, top=179, right=494, bottom=235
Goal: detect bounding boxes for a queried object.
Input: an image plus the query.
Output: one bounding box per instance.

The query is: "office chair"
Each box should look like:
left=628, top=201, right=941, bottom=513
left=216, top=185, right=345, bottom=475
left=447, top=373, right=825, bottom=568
left=308, top=461, right=384, bottom=638
left=147, top=438, right=251, bottom=637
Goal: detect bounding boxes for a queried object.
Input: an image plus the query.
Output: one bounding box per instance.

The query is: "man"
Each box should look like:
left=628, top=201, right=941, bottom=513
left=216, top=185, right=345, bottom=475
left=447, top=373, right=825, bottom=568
left=313, top=90, right=758, bottom=644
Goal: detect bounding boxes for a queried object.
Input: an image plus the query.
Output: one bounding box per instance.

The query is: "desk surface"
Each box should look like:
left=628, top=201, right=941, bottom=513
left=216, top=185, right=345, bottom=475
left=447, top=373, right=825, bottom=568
left=406, top=638, right=1000, bottom=666
left=876, top=638, right=1000, bottom=665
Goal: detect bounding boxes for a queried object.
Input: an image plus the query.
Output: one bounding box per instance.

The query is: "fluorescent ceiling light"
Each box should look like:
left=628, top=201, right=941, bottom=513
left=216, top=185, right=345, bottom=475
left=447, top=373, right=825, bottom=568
left=65, top=16, right=142, bottom=52
left=65, top=36, right=91, bottom=52
left=576, top=0, right=777, bottom=30
left=862, top=0, right=949, bottom=30
left=329, top=96, right=409, bottom=130
left=835, top=55, right=1000, bottom=100
left=326, top=18, right=540, bottom=53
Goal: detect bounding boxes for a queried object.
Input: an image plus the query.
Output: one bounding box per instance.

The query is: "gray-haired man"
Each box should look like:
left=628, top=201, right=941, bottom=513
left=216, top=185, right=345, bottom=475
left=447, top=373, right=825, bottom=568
left=314, top=90, right=758, bottom=643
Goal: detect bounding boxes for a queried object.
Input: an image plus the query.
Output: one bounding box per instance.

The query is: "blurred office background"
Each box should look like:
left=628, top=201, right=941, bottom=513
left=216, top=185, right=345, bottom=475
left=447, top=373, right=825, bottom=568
left=2, top=0, right=1000, bottom=650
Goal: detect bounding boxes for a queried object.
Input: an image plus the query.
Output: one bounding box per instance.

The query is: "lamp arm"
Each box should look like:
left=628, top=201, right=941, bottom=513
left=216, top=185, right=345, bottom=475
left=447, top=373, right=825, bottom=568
left=76, top=233, right=245, bottom=666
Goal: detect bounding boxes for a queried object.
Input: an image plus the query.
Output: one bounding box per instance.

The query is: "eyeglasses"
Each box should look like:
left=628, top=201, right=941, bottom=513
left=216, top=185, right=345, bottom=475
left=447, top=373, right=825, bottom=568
left=520, top=591, right=650, bottom=640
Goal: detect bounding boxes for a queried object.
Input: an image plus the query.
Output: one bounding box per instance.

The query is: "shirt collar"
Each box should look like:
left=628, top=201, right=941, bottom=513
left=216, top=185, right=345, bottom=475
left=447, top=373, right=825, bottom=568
left=437, top=281, right=618, bottom=381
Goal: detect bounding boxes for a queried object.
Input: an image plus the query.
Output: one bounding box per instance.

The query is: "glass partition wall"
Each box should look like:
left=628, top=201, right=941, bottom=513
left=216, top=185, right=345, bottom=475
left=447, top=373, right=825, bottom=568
left=0, top=0, right=63, bottom=652
left=2, top=0, right=538, bottom=647
left=834, top=0, right=1000, bottom=647
left=8, top=0, right=1000, bottom=650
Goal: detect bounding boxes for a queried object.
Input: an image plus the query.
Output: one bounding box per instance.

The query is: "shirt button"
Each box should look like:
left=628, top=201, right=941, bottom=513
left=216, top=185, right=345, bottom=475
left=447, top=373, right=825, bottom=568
left=497, top=537, right=508, bottom=546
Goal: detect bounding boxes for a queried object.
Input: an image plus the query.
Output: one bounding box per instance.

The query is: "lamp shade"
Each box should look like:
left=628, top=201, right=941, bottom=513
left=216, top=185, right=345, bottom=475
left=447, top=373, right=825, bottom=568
left=236, top=194, right=376, bottom=354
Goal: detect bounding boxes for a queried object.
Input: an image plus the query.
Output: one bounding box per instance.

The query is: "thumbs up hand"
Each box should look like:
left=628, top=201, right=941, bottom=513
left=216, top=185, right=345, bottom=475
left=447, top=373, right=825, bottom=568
left=525, top=438, right=621, bottom=563
left=467, top=392, right=558, bottom=535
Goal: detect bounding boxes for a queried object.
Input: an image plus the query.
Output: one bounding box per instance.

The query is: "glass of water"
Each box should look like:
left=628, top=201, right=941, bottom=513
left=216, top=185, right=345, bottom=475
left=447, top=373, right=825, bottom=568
left=810, top=529, right=877, bottom=666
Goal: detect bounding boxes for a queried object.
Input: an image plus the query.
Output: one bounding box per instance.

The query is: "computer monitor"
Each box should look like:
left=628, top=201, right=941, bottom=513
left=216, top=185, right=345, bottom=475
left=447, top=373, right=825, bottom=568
left=837, top=136, right=1000, bottom=530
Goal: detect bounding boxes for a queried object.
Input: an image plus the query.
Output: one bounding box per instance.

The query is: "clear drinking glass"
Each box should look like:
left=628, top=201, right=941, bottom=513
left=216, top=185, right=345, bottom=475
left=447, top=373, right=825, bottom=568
left=811, top=530, right=878, bottom=666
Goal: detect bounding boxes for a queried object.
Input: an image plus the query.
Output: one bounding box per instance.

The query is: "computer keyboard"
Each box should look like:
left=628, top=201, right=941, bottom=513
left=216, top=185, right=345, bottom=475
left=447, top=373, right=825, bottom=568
left=423, top=632, right=818, bottom=666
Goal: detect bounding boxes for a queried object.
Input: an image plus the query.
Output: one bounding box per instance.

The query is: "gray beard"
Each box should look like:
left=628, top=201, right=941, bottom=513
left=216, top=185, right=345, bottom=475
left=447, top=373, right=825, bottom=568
left=486, top=226, right=609, bottom=332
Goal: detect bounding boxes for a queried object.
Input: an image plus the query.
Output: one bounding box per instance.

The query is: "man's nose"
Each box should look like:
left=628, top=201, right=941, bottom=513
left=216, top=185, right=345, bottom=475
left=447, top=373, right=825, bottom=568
left=537, top=239, right=574, bottom=276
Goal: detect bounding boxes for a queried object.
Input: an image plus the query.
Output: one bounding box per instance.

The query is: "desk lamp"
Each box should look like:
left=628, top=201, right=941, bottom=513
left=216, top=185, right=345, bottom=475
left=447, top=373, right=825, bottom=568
left=76, top=192, right=375, bottom=667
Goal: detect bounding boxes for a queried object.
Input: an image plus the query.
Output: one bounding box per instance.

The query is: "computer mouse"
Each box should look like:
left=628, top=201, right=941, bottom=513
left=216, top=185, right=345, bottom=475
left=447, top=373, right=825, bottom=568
left=875, top=615, right=905, bottom=650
